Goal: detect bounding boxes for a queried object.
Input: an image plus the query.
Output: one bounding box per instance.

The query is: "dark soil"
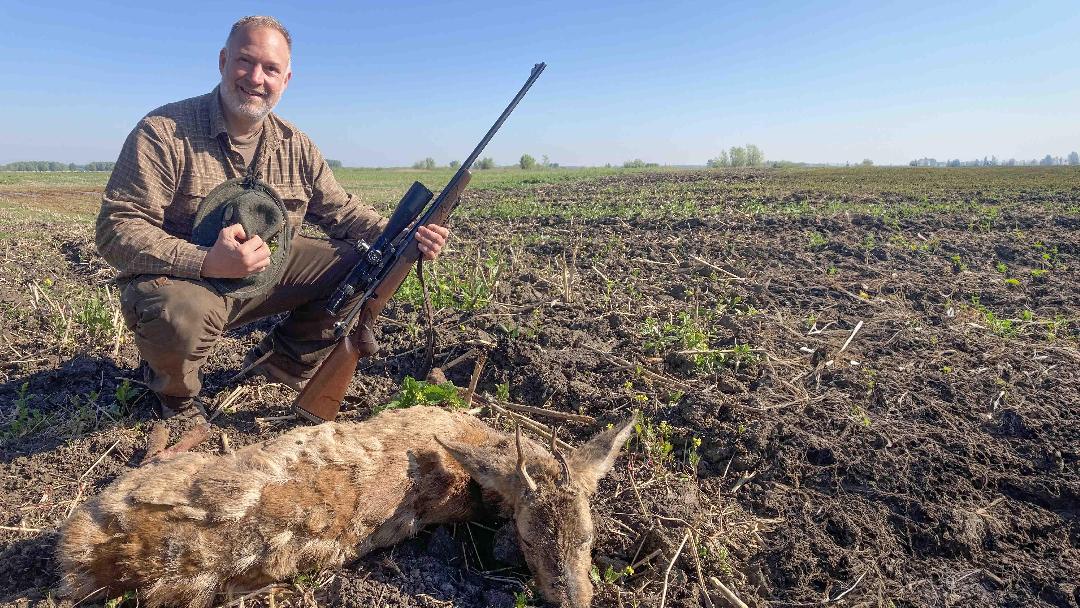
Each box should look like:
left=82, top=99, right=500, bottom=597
left=1, top=168, right=1078, bottom=607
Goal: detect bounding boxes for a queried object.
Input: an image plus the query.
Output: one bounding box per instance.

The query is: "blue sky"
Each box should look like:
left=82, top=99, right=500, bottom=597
left=2, top=0, right=1079, bottom=166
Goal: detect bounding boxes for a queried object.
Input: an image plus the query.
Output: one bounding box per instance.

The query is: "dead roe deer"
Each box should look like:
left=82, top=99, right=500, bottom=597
left=57, top=406, right=635, bottom=607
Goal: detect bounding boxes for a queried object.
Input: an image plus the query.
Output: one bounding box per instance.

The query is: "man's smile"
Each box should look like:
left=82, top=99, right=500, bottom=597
left=238, top=84, right=265, bottom=100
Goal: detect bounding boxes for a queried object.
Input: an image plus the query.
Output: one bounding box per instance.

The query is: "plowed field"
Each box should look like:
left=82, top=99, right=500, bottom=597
left=1, top=167, right=1078, bottom=607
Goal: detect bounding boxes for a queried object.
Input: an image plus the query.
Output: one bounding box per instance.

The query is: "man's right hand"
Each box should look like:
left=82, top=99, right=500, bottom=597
left=200, top=224, right=271, bottom=278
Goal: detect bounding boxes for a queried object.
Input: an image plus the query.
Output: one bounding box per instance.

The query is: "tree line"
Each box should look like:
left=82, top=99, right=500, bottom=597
left=406, top=154, right=559, bottom=170
left=706, top=145, right=765, bottom=168
left=910, top=152, right=1080, bottom=167
left=2, top=161, right=116, bottom=171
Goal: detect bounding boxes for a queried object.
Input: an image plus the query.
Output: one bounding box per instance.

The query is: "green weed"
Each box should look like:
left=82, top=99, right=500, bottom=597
left=969, top=295, right=1018, bottom=338
left=2, top=382, right=46, bottom=441
left=378, top=376, right=466, bottom=414
left=634, top=418, right=674, bottom=466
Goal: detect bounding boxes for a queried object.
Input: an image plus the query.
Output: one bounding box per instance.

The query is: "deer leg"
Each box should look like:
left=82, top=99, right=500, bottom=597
left=141, top=422, right=212, bottom=465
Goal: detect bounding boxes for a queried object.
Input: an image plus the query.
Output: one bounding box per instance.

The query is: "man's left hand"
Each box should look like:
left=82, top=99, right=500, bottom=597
left=416, top=224, right=450, bottom=260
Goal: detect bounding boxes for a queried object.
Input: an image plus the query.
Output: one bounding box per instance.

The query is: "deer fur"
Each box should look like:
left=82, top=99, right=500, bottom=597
left=57, top=406, right=635, bottom=607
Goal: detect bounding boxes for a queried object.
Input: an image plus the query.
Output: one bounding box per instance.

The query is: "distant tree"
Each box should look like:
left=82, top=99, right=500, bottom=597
left=861, top=159, right=874, bottom=166
left=746, top=144, right=764, bottom=166
left=449, top=160, right=461, bottom=169
left=909, top=160, right=917, bottom=167
left=412, top=157, right=436, bottom=170
left=68, top=162, right=77, bottom=171
left=728, top=146, right=748, bottom=167
left=623, top=158, right=647, bottom=168
left=948, top=159, right=961, bottom=167
left=1069, top=151, right=1079, bottom=166
left=1040, top=154, right=1054, bottom=166
left=326, top=159, right=343, bottom=168
left=707, top=149, right=730, bottom=168
left=477, top=157, right=496, bottom=170
left=519, top=154, right=536, bottom=170
left=1006, top=158, right=1017, bottom=167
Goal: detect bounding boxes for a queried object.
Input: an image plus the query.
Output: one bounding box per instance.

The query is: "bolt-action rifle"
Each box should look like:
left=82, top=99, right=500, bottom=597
left=294, top=62, right=546, bottom=423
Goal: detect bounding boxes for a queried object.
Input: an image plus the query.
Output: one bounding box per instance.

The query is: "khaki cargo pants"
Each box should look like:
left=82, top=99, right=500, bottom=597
left=119, top=235, right=363, bottom=400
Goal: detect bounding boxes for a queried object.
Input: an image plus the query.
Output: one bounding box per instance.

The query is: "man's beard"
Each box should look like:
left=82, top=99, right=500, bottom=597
left=220, top=81, right=276, bottom=123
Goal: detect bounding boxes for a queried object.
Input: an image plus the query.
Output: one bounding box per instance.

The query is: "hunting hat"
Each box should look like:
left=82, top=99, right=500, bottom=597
left=191, top=176, right=291, bottom=298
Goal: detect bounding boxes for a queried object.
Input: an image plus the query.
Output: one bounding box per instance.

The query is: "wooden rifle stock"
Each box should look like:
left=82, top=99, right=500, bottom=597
left=293, top=172, right=472, bottom=422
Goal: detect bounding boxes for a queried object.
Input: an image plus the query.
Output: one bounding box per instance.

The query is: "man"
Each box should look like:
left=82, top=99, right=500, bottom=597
left=97, top=16, right=449, bottom=419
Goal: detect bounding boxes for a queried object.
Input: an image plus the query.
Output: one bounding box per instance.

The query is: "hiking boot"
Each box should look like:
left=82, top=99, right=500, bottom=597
left=235, top=345, right=308, bottom=392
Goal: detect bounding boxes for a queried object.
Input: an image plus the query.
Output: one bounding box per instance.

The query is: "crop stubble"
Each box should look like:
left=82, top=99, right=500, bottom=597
left=0, top=167, right=1078, bottom=607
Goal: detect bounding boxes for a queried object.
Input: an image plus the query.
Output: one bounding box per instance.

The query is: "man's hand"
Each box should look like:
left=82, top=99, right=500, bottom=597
left=416, top=224, right=450, bottom=261
left=201, top=224, right=271, bottom=278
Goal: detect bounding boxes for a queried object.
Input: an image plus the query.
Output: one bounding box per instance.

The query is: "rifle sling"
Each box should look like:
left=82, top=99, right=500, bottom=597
left=417, top=257, right=437, bottom=376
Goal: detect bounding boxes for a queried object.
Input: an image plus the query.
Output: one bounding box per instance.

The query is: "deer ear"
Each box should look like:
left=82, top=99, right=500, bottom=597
left=436, top=437, right=521, bottom=499
left=568, top=418, right=636, bottom=493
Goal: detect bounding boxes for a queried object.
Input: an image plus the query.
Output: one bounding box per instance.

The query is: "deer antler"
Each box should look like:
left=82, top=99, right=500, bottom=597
left=515, top=421, right=538, bottom=493
left=551, top=425, right=572, bottom=488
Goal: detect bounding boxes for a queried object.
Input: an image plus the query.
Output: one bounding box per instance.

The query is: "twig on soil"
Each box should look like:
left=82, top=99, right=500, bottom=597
left=827, top=570, right=866, bottom=602
left=218, top=584, right=288, bottom=608
left=209, top=385, right=248, bottom=422
left=0, top=357, right=48, bottom=367
left=586, top=346, right=692, bottom=391
left=689, top=255, right=745, bottom=281
left=592, top=264, right=612, bottom=284
left=660, top=530, right=690, bottom=608
left=442, top=348, right=477, bottom=371
left=79, top=439, right=121, bottom=481
left=466, top=522, right=485, bottom=571
left=72, top=585, right=108, bottom=607
left=730, top=471, right=757, bottom=494
left=255, top=414, right=298, bottom=424
left=631, top=256, right=677, bottom=266
left=688, top=532, right=716, bottom=608
left=708, top=576, right=750, bottom=608
left=0, top=525, right=43, bottom=534
left=487, top=398, right=596, bottom=423
left=628, top=548, right=664, bottom=574
left=110, top=305, right=124, bottom=358
left=630, top=524, right=655, bottom=565
left=464, top=349, right=488, bottom=406
left=838, top=320, right=864, bottom=354
left=66, top=482, right=87, bottom=518
left=981, top=569, right=1006, bottom=587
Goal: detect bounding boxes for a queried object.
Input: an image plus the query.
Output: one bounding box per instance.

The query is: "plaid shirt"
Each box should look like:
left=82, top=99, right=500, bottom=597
left=96, top=86, right=386, bottom=279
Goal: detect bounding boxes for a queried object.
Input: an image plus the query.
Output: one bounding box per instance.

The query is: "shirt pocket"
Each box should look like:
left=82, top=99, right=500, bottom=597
left=268, top=182, right=310, bottom=230
left=166, top=176, right=221, bottom=237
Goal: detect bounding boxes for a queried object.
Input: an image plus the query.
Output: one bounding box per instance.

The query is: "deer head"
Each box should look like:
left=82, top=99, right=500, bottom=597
left=438, top=417, right=636, bottom=607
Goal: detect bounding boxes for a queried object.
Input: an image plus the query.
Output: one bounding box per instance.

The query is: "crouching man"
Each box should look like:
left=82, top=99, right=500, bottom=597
left=97, top=15, right=449, bottom=419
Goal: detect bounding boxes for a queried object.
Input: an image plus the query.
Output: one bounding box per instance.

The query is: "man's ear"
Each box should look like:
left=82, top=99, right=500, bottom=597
left=436, top=436, right=522, bottom=501
left=568, top=418, right=636, bottom=494
left=219, top=48, right=227, bottom=75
